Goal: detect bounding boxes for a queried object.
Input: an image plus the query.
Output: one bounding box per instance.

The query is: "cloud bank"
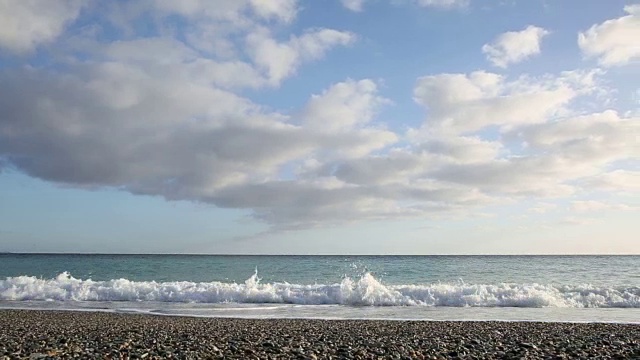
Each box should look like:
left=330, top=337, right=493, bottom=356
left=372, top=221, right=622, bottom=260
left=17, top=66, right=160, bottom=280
left=0, top=1, right=637, bottom=234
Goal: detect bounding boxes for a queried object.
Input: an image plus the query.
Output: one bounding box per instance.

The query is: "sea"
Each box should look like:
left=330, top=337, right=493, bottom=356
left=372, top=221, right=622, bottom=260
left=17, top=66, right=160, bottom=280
left=1, top=254, right=638, bottom=323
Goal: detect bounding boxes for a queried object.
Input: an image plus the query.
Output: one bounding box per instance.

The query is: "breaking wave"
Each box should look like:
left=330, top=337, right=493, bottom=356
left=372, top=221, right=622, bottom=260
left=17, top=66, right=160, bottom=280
left=1, top=272, right=639, bottom=308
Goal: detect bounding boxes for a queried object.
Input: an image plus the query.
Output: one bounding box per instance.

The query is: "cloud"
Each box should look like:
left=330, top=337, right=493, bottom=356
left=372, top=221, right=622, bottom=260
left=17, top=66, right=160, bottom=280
left=412, top=70, right=597, bottom=134
left=0, top=64, right=634, bottom=229
left=0, top=26, right=631, bottom=232
left=0, top=0, right=636, bottom=235
left=149, top=0, right=296, bottom=23
left=482, top=25, right=550, bottom=68
left=324, top=81, right=634, bottom=200
left=427, top=157, right=577, bottom=197
left=528, top=202, right=557, bottom=214
left=578, top=5, right=640, bottom=67
left=341, top=0, right=366, bottom=12
left=0, top=0, right=399, bottom=231
left=580, top=170, right=640, bottom=192
left=417, top=136, right=502, bottom=164
left=0, top=0, right=85, bottom=54
left=246, top=28, right=356, bottom=86
left=415, top=0, right=469, bottom=9
left=249, top=0, right=298, bottom=23
left=507, top=110, right=639, bottom=164
left=341, top=0, right=469, bottom=12
left=1, top=66, right=278, bottom=188
left=302, top=79, right=387, bottom=132
left=406, top=69, right=633, bottom=199
left=209, top=180, right=479, bottom=231
left=109, top=1, right=300, bottom=59
left=101, top=2, right=354, bottom=89
left=469, top=110, right=639, bottom=196
left=0, top=60, right=400, bottom=228
left=101, top=37, right=266, bottom=90
left=558, top=216, right=596, bottom=226
left=570, top=200, right=635, bottom=213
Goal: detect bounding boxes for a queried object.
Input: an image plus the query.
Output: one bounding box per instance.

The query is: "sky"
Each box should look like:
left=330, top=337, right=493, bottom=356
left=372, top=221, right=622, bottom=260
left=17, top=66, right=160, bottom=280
left=0, top=0, right=638, bottom=254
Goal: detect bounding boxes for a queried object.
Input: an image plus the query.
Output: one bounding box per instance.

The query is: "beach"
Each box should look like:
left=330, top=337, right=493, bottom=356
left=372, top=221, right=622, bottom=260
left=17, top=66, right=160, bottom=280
left=1, top=310, right=639, bottom=359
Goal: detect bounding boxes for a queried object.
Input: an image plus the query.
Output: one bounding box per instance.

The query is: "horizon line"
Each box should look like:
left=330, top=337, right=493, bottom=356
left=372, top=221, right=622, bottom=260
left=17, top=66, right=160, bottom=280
left=1, top=252, right=638, bottom=256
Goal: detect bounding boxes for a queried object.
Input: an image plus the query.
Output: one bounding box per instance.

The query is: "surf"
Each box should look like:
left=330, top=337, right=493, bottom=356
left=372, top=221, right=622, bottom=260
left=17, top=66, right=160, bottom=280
left=1, top=271, right=638, bottom=308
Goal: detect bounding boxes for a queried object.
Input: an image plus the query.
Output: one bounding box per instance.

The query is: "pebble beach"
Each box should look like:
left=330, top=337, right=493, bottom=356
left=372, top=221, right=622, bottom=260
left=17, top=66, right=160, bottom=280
left=1, top=310, right=639, bottom=359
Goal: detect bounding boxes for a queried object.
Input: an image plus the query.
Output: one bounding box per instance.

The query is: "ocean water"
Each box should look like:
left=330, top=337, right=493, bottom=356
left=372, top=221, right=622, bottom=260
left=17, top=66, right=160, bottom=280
left=1, top=254, right=638, bottom=323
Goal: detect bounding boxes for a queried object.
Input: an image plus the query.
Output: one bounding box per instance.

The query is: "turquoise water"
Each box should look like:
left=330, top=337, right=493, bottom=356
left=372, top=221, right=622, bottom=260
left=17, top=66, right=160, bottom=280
left=1, top=254, right=639, bottom=322
left=2, top=254, right=638, bottom=285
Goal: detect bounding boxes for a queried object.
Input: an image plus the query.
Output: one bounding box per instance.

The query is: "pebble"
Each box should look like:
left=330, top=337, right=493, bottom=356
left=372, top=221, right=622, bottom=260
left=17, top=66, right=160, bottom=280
left=0, top=310, right=639, bottom=359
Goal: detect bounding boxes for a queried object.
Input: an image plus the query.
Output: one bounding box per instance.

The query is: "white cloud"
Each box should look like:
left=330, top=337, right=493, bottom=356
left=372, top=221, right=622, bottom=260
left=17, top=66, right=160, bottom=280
left=150, top=0, right=249, bottom=21
left=302, top=79, right=386, bottom=132
left=105, top=38, right=199, bottom=64
left=558, top=216, right=596, bottom=226
left=508, top=110, right=640, bottom=164
left=417, top=135, right=502, bottom=164
left=331, top=104, right=634, bottom=199
left=246, top=28, right=356, bottom=86
left=570, top=200, right=635, bottom=213
left=482, top=25, right=550, bottom=68
left=342, top=0, right=469, bottom=12
left=100, top=2, right=354, bottom=89
left=580, top=170, right=640, bottom=192
left=413, top=70, right=595, bottom=134
left=0, top=0, right=85, bottom=54
left=103, top=37, right=266, bottom=89
left=427, top=157, right=577, bottom=197
left=528, top=202, right=557, bottom=214
left=111, top=1, right=299, bottom=59
left=578, top=5, right=640, bottom=67
left=0, top=0, right=636, bottom=235
left=464, top=110, right=640, bottom=197
left=249, top=0, right=298, bottom=23
left=0, top=62, right=634, bottom=229
left=341, top=0, right=366, bottom=12
left=299, top=79, right=397, bottom=159
left=406, top=69, right=633, bottom=199
left=415, top=0, right=469, bottom=9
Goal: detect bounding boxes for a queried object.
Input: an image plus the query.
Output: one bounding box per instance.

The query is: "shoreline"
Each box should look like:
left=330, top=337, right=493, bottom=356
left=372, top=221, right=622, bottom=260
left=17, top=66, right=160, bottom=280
left=2, top=305, right=640, bottom=325
left=2, top=301, right=640, bottom=324
left=1, top=309, right=639, bottom=359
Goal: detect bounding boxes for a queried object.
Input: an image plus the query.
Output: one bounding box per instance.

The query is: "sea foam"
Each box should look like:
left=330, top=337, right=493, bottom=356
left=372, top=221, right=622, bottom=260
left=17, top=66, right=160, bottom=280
left=1, top=272, right=638, bottom=308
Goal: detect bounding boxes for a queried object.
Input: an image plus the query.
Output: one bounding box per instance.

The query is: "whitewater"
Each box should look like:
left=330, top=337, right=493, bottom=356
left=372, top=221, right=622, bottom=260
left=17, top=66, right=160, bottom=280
left=2, top=271, right=639, bottom=308
left=2, top=255, right=639, bottom=322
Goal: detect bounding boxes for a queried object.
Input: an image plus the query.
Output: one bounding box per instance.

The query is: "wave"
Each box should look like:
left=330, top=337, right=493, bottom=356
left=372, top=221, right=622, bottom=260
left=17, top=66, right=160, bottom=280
left=1, top=272, right=639, bottom=308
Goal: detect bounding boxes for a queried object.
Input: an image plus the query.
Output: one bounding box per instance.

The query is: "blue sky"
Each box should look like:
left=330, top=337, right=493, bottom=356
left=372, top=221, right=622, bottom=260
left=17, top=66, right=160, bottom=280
left=0, top=0, right=638, bottom=254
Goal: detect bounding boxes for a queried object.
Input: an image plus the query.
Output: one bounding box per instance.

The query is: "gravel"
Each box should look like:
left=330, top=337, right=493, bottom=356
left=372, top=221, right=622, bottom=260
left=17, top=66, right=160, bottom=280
left=1, top=309, right=639, bottom=359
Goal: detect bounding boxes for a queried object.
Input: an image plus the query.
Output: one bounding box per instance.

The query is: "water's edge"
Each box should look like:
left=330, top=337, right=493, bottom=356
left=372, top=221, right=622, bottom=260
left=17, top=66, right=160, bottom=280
left=1, top=303, right=639, bottom=324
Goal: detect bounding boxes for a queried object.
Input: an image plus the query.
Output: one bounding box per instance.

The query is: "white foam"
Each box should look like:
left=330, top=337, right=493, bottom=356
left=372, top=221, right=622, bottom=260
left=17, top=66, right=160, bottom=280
left=1, top=272, right=638, bottom=308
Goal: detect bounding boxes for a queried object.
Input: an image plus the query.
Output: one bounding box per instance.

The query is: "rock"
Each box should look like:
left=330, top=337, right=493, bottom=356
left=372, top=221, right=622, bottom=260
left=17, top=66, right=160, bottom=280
left=519, top=342, right=538, bottom=350
left=1, top=310, right=640, bottom=359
